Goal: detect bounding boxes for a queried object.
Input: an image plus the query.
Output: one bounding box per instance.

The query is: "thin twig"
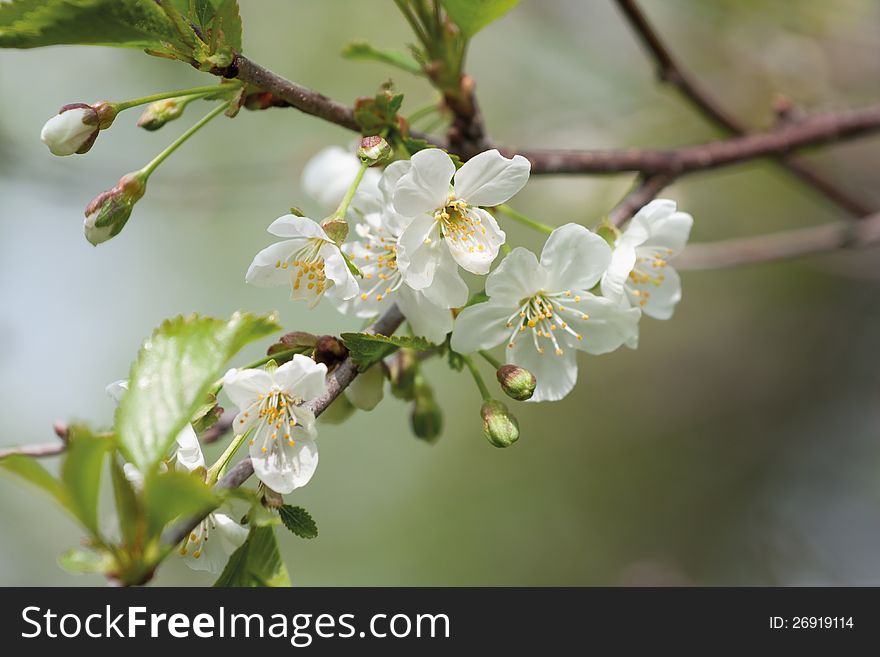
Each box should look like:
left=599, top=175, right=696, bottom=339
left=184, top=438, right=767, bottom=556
left=613, top=0, right=874, bottom=217
left=676, top=212, right=880, bottom=269
left=0, top=442, right=66, bottom=460
left=607, top=173, right=676, bottom=226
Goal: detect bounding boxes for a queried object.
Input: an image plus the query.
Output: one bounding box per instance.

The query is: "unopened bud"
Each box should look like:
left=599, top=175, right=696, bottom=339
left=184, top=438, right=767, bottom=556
left=40, top=103, right=100, bottom=156
left=410, top=375, right=442, bottom=442
left=480, top=400, right=520, bottom=448
left=321, top=218, right=349, bottom=245
left=388, top=349, right=418, bottom=401
left=357, top=135, right=392, bottom=165
left=346, top=364, right=385, bottom=411
left=496, top=364, right=536, bottom=401
left=319, top=394, right=356, bottom=425
left=83, top=172, right=147, bottom=246
left=314, top=334, right=349, bottom=369
left=137, top=97, right=187, bottom=131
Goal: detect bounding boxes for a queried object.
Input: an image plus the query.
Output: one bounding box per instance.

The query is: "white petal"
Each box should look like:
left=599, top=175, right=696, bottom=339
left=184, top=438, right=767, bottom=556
left=445, top=207, right=505, bottom=275
left=40, top=108, right=96, bottom=156
left=301, top=146, right=361, bottom=209
left=213, top=513, right=249, bottom=553
left=245, top=239, right=303, bottom=287
left=562, top=294, right=641, bottom=355
left=638, top=208, right=693, bottom=257
left=392, top=148, right=454, bottom=216
left=484, top=247, right=545, bottom=305
left=105, top=379, right=128, bottom=403
left=273, top=354, right=328, bottom=401
left=266, top=215, right=329, bottom=240
left=346, top=364, right=384, bottom=411
left=420, top=248, right=469, bottom=309
left=620, top=199, right=677, bottom=249
left=600, top=242, right=637, bottom=304
left=508, top=338, right=578, bottom=403
left=223, top=368, right=272, bottom=410
left=379, top=159, right=412, bottom=201
left=320, top=244, right=359, bottom=301
left=628, top=265, right=682, bottom=320
left=541, top=223, right=611, bottom=292
left=250, top=434, right=319, bottom=494
left=174, top=424, right=205, bottom=472
left=450, top=301, right=517, bottom=354
left=453, top=149, right=530, bottom=207
left=122, top=463, right=144, bottom=490
left=397, top=214, right=443, bottom=289
left=397, top=286, right=453, bottom=344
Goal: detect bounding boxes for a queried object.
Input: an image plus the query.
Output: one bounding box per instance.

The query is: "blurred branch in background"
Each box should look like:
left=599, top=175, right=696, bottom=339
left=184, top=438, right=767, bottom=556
left=613, top=0, right=875, bottom=218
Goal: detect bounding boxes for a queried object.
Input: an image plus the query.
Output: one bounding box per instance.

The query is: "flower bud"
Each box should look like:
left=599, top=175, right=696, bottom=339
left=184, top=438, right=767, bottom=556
left=410, top=375, right=442, bottom=442
left=319, top=394, right=356, bottom=425
left=346, top=364, right=385, bottom=411
left=480, top=400, right=520, bottom=448
left=321, top=218, right=349, bottom=245
left=260, top=485, right=284, bottom=509
left=388, top=349, right=418, bottom=401
left=314, top=334, right=349, bottom=369
left=137, top=97, right=187, bottom=131
left=496, top=364, right=536, bottom=401
left=83, top=172, right=147, bottom=246
left=40, top=104, right=100, bottom=156
left=357, top=135, right=392, bottom=165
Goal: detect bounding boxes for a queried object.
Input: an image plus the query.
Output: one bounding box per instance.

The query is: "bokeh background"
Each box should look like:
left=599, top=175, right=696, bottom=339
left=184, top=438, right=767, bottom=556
left=1, top=0, right=879, bottom=586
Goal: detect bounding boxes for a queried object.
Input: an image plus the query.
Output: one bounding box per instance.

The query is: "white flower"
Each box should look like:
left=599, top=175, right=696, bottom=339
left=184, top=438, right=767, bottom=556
left=390, top=148, right=530, bottom=285
left=333, top=161, right=468, bottom=343
left=601, top=199, right=693, bottom=320
left=105, top=380, right=247, bottom=573
left=246, top=215, right=359, bottom=307
left=223, top=355, right=327, bottom=494
left=40, top=105, right=99, bottom=156
left=451, top=224, right=641, bottom=402
left=301, top=145, right=382, bottom=216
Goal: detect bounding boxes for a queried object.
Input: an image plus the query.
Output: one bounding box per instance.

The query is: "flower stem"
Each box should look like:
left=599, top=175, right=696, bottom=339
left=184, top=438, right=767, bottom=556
left=332, top=159, right=370, bottom=220
left=479, top=350, right=502, bottom=369
left=139, top=101, right=230, bottom=178
left=206, top=432, right=247, bottom=485
left=496, top=204, right=555, bottom=235
left=114, top=83, right=239, bottom=112
left=462, top=355, right=492, bottom=402
left=406, top=101, right=439, bottom=125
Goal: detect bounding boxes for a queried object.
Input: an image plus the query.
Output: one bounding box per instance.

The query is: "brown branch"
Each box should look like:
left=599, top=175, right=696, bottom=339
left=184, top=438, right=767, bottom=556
left=607, top=174, right=676, bottom=226
left=0, top=442, right=66, bottom=460
left=506, top=104, right=880, bottom=175
left=613, top=0, right=874, bottom=217
left=676, top=212, right=880, bottom=269
left=162, top=304, right=406, bottom=549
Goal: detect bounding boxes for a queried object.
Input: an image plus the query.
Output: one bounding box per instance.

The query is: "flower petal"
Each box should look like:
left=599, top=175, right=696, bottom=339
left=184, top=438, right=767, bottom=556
left=223, top=368, right=272, bottom=411
left=397, top=214, right=443, bottom=289
left=508, top=338, right=578, bottom=403
left=105, top=379, right=128, bottom=403
left=174, top=424, right=205, bottom=472
left=445, top=207, right=505, bottom=275
left=213, top=513, right=249, bottom=553
left=636, top=204, right=693, bottom=257
left=420, top=247, right=469, bottom=309
left=266, top=215, right=329, bottom=240
left=273, top=354, right=328, bottom=401
left=628, top=264, right=682, bottom=320
left=485, top=247, right=544, bottom=305
left=453, top=149, right=531, bottom=207
left=397, top=286, right=453, bottom=344
left=320, top=243, right=359, bottom=301
left=450, top=300, right=517, bottom=354
left=561, top=294, right=641, bottom=355
left=245, top=239, right=303, bottom=287
left=250, top=434, right=319, bottom=494
left=541, top=223, right=611, bottom=292
left=301, top=146, right=361, bottom=209
left=392, top=148, right=454, bottom=216
left=599, top=241, right=637, bottom=304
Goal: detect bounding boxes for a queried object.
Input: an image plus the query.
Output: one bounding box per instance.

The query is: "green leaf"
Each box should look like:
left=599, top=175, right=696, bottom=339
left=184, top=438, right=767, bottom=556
left=116, top=312, right=279, bottom=474
left=341, top=332, right=433, bottom=372
left=353, top=86, right=405, bottom=136
left=110, top=457, right=142, bottom=547
left=58, top=547, right=114, bottom=574
left=278, top=505, right=317, bottom=539
left=61, top=426, right=113, bottom=536
left=214, top=526, right=290, bottom=587
left=209, top=0, right=242, bottom=55
left=0, top=0, right=190, bottom=52
left=343, top=40, right=422, bottom=75
left=0, top=454, right=69, bottom=509
left=464, top=289, right=489, bottom=308
left=142, top=469, right=220, bottom=538
left=440, top=0, right=520, bottom=37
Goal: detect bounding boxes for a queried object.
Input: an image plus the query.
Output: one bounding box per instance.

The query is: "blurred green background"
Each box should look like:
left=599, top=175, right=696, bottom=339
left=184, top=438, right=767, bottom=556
left=1, top=0, right=879, bottom=586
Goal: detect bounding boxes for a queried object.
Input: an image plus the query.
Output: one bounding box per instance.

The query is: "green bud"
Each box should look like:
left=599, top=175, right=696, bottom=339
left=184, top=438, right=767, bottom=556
left=480, top=399, right=520, bottom=448
left=410, top=375, right=442, bottom=442
left=388, top=348, right=418, bottom=400
left=357, top=135, right=392, bottom=165
left=321, top=217, right=349, bottom=245
left=137, top=97, right=187, bottom=131
left=83, top=171, right=147, bottom=246
left=347, top=364, right=385, bottom=411
left=319, top=394, right=356, bottom=425
left=496, top=364, right=536, bottom=401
